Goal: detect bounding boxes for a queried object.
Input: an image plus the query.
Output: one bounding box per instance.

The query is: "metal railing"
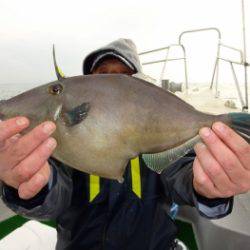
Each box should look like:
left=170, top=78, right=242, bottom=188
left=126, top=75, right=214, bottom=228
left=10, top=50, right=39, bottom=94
left=178, top=27, right=221, bottom=44
left=139, top=24, right=249, bottom=111
left=179, top=1, right=249, bottom=111
left=178, top=27, right=222, bottom=97
left=139, top=44, right=188, bottom=90
left=210, top=42, right=246, bottom=107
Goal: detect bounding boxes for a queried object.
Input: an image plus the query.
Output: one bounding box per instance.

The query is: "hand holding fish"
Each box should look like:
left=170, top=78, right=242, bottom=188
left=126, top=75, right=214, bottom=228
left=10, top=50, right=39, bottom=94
left=0, top=117, right=56, bottom=199
left=193, top=122, right=250, bottom=199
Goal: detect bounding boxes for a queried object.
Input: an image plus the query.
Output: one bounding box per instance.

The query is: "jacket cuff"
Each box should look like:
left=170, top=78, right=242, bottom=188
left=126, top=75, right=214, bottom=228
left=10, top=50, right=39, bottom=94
left=1, top=165, right=56, bottom=210
left=193, top=189, right=234, bottom=219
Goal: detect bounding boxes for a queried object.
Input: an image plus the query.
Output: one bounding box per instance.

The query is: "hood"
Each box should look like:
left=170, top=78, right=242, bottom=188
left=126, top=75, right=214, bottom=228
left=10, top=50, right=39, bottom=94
left=83, top=38, right=142, bottom=75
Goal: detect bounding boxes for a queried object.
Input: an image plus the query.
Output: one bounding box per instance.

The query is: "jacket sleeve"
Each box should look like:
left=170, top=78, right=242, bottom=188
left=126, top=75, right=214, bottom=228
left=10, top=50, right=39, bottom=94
left=160, top=150, right=234, bottom=219
left=0, top=158, right=73, bottom=221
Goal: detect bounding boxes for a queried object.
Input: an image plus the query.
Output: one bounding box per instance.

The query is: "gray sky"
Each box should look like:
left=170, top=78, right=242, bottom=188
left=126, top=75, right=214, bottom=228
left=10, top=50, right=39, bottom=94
left=0, top=0, right=249, bottom=87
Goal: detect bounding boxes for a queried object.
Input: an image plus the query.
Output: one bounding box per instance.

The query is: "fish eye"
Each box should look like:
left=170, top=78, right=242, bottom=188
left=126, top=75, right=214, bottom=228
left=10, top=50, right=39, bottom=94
left=49, top=84, right=63, bottom=95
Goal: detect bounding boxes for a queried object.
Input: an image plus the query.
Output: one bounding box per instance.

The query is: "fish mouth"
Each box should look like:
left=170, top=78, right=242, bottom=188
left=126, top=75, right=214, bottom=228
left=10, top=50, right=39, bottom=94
left=0, top=100, right=6, bottom=120
left=0, top=113, right=4, bottom=120
left=53, top=104, right=63, bottom=122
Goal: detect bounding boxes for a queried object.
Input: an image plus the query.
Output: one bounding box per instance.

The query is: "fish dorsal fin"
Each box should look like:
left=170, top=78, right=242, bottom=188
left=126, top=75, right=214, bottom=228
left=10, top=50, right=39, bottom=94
left=142, top=135, right=201, bottom=174
left=62, top=102, right=90, bottom=127
left=53, top=44, right=66, bottom=81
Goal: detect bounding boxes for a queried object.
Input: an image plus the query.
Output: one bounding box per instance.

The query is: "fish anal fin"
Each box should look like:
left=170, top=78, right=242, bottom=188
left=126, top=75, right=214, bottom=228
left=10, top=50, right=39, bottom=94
left=142, top=135, right=201, bottom=173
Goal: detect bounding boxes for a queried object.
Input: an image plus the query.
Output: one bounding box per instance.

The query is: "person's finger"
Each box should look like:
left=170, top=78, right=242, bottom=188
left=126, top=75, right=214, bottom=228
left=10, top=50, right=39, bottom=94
left=0, top=117, right=29, bottom=147
left=193, top=157, right=222, bottom=198
left=5, top=121, right=56, bottom=168
left=199, top=126, right=248, bottom=185
left=212, top=122, right=250, bottom=170
left=0, top=134, right=21, bottom=152
left=13, top=137, right=57, bottom=184
left=18, top=162, right=51, bottom=200
left=194, top=142, right=235, bottom=197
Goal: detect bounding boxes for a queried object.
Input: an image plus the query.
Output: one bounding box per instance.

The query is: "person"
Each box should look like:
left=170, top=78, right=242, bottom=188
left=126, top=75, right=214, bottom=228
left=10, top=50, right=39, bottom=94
left=1, top=38, right=250, bottom=250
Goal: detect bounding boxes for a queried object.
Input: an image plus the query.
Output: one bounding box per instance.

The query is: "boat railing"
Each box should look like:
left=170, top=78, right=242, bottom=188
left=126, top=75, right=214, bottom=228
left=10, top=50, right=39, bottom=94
left=139, top=44, right=188, bottom=90
left=140, top=26, right=249, bottom=111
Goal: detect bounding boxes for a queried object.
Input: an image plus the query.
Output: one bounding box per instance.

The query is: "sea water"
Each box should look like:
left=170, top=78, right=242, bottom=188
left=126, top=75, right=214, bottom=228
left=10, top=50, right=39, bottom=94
left=0, top=83, right=38, bottom=100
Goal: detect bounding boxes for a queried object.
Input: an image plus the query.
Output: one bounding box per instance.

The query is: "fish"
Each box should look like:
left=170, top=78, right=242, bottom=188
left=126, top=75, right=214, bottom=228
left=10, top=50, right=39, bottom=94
left=0, top=48, right=249, bottom=182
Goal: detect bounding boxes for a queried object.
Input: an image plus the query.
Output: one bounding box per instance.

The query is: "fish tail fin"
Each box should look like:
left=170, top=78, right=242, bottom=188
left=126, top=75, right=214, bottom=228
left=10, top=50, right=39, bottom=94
left=228, top=112, right=250, bottom=143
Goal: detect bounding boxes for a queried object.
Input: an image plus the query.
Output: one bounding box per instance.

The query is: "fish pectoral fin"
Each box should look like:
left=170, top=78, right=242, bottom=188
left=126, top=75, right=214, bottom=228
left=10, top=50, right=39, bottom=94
left=142, top=135, right=201, bottom=174
left=62, top=102, right=90, bottom=126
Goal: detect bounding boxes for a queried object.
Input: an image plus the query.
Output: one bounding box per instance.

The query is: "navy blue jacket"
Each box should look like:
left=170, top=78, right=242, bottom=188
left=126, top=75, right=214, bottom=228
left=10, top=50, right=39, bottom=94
left=2, top=152, right=232, bottom=250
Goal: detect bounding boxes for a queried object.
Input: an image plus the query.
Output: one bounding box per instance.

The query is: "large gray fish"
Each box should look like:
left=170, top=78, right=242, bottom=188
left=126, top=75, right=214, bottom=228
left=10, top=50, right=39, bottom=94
left=0, top=50, right=249, bottom=182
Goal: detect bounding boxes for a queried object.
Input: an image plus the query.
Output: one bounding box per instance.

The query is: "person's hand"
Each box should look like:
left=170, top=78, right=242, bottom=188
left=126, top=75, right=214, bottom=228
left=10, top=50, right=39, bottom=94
left=0, top=117, right=57, bottom=200
left=193, top=122, right=250, bottom=199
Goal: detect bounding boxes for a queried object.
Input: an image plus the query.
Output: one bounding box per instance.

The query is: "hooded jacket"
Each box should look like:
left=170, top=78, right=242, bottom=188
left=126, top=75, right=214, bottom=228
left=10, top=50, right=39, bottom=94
left=83, top=38, right=142, bottom=74
left=1, top=38, right=233, bottom=250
